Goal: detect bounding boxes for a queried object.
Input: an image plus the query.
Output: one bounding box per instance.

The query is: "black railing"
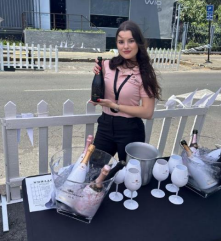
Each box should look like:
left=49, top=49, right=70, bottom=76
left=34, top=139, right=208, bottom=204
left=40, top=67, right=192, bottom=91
left=22, top=11, right=100, bottom=31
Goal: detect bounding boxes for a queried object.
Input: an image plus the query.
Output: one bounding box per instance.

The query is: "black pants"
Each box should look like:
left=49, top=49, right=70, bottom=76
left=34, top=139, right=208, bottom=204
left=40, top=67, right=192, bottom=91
left=94, top=112, right=145, bottom=161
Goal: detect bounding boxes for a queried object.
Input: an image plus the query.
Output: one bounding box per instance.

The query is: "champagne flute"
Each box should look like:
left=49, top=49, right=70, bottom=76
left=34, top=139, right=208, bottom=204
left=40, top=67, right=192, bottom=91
left=165, top=155, right=183, bottom=193
left=151, top=159, right=169, bottom=198
left=124, top=159, right=141, bottom=198
left=169, top=164, right=188, bottom=205
left=123, top=168, right=142, bottom=210
left=109, top=167, right=126, bottom=202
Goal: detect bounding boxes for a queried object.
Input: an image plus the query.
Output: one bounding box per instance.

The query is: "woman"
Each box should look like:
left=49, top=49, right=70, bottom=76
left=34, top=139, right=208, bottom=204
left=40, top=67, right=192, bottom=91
left=91, top=20, right=161, bottom=161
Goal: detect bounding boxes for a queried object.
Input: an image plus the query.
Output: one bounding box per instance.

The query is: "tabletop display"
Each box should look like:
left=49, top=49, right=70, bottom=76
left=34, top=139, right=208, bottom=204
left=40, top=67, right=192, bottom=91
left=22, top=133, right=221, bottom=241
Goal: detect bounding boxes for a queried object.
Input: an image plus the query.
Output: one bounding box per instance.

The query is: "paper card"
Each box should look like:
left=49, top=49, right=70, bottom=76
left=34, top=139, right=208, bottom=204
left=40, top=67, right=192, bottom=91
left=25, top=175, right=54, bottom=212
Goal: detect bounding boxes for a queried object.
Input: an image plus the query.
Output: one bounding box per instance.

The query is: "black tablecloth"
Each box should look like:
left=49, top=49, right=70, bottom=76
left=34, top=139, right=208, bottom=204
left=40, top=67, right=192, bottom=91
left=22, top=174, right=221, bottom=241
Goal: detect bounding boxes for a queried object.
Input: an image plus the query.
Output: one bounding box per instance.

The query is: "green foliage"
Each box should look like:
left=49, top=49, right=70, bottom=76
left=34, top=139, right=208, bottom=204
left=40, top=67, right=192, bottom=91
left=0, top=34, right=23, bottom=45
left=212, top=44, right=221, bottom=51
left=216, top=4, right=221, bottom=24
left=179, top=0, right=221, bottom=50
left=0, top=40, right=23, bottom=45
left=179, top=0, right=221, bottom=26
left=25, top=27, right=39, bottom=30
left=73, top=29, right=105, bottom=33
left=25, top=28, right=105, bottom=34
left=179, top=0, right=207, bottom=26
left=186, top=40, right=201, bottom=49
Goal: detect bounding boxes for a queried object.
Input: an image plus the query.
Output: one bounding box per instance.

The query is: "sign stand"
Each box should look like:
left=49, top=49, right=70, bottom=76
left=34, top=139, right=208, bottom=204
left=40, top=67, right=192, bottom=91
left=205, top=5, right=214, bottom=64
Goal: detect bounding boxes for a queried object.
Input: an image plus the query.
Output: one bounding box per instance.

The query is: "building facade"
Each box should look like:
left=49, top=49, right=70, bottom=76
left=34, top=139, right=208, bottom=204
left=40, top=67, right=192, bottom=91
left=0, top=0, right=176, bottom=48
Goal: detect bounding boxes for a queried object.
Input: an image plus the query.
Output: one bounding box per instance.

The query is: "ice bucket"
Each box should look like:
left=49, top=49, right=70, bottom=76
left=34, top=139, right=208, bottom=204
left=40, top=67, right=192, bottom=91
left=50, top=147, right=117, bottom=223
left=125, top=142, right=159, bottom=185
left=181, top=135, right=221, bottom=198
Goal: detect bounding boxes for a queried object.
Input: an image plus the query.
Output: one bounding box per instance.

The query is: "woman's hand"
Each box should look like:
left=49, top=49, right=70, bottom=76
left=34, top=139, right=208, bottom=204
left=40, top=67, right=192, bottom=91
left=93, top=63, right=101, bottom=75
left=90, top=97, right=155, bottom=119
left=93, top=58, right=104, bottom=75
left=90, top=99, right=116, bottom=109
left=89, top=100, right=97, bottom=106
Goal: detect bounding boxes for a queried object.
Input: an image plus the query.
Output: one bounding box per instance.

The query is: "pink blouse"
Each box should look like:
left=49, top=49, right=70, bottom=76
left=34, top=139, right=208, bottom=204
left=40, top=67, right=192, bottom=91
left=102, top=60, right=150, bottom=118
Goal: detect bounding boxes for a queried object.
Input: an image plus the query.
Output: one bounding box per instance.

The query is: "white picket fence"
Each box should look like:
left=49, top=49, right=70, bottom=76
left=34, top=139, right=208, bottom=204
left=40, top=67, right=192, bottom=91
left=0, top=89, right=220, bottom=232
left=147, top=47, right=182, bottom=70
left=0, top=42, right=59, bottom=72
left=110, top=48, right=181, bottom=70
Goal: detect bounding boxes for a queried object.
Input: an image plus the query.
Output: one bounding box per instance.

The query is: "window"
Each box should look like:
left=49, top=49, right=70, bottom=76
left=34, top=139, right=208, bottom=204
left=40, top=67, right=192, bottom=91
left=90, top=0, right=129, bottom=28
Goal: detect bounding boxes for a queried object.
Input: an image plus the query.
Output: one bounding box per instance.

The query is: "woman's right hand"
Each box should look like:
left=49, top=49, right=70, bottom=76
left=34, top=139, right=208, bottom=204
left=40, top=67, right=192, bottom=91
left=93, top=59, right=101, bottom=75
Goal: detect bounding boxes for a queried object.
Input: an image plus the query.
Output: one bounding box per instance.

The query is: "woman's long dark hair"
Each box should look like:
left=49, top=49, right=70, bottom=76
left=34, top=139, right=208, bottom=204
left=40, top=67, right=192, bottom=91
left=109, top=20, right=161, bottom=100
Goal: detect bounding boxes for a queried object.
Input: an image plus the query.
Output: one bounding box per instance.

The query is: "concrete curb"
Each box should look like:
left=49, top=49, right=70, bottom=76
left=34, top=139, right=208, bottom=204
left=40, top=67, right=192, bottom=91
left=58, top=57, right=113, bottom=62
left=59, top=58, right=99, bottom=62
left=180, top=60, right=221, bottom=70
left=57, top=57, right=221, bottom=70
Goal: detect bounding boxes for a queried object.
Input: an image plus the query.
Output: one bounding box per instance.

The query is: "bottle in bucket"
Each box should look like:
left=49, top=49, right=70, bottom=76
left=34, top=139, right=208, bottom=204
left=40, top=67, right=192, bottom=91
left=181, top=140, right=204, bottom=165
left=56, top=144, right=95, bottom=207
left=70, top=135, right=94, bottom=174
left=207, top=149, right=221, bottom=162
left=190, top=130, right=199, bottom=149
left=58, top=135, right=94, bottom=176
left=104, top=160, right=126, bottom=181
left=74, top=165, right=111, bottom=217
left=67, top=144, right=95, bottom=183
left=181, top=140, right=218, bottom=190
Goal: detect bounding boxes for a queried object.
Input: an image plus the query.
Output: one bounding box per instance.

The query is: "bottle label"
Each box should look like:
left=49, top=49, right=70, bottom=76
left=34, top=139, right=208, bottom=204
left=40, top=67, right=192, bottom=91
left=67, top=163, right=87, bottom=182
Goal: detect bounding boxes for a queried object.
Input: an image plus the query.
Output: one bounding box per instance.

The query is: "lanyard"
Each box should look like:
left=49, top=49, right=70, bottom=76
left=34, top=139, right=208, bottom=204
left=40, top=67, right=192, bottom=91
left=113, top=69, right=132, bottom=101
left=110, top=68, right=132, bottom=113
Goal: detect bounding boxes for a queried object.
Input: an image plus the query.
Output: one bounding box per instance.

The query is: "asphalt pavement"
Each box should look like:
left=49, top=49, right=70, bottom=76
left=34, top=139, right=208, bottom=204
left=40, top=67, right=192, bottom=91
left=0, top=51, right=221, bottom=241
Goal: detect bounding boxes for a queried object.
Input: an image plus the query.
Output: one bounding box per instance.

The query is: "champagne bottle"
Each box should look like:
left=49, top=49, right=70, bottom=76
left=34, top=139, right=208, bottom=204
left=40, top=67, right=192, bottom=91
left=180, top=140, right=204, bottom=165
left=75, top=165, right=111, bottom=217
left=89, top=164, right=111, bottom=192
left=207, top=148, right=221, bottom=162
left=190, top=130, right=199, bottom=149
left=56, top=144, right=96, bottom=208
left=180, top=140, right=218, bottom=189
left=70, top=135, right=94, bottom=174
left=104, top=160, right=126, bottom=181
left=217, top=153, right=221, bottom=163
left=58, top=135, right=94, bottom=176
left=67, top=144, right=95, bottom=183
left=91, top=56, right=105, bottom=102
left=83, top=135, right=94, bottom=154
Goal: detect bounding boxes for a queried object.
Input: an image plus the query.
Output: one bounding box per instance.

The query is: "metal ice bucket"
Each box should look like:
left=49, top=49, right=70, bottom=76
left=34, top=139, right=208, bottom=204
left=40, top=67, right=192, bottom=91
left=125, top=142, right=159, bottom=185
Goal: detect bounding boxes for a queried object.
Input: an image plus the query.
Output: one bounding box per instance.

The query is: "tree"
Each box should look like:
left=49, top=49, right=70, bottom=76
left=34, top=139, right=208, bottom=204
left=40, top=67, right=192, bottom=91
left=178, top=0, right=221, bottom=50
left=179, top=0, right=221, bottom=26
left=215, top=4, right=221, bottom=24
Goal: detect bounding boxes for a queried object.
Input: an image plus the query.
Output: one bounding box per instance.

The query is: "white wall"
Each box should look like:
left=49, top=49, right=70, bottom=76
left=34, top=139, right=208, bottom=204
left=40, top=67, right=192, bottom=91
left=33, top=0, right=50, bottom=30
